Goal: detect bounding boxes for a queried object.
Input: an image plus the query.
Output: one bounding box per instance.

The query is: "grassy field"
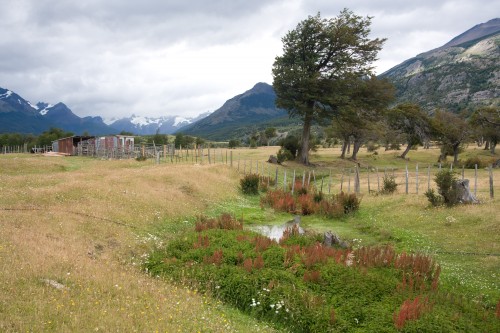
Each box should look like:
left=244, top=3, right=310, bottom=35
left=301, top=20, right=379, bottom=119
left=0, top=145, right=498, bottom=332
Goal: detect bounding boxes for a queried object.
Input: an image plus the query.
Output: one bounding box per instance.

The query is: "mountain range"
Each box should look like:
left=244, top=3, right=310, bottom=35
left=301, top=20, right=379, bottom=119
left=380, top=18, right=500, bottom=112
left=1, top=18, right=498, bottom=139
left=177, top=82, right=291, bottom=140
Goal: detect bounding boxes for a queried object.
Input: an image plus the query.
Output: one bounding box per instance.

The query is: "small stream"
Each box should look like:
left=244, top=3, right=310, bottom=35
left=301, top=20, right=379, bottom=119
left=249, top=216, right=305, bottom=241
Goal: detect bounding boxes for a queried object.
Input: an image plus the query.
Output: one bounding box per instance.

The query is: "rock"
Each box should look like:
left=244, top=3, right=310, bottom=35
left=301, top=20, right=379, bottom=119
left=42, top=279, right=68, bottom=291
left=493, top=159, right=500, bottom=168
left=324, top=231, right=349, bottom=248
left=267, top=155, right=279, bottom=164
left=454, top=179, right=479, bottom=204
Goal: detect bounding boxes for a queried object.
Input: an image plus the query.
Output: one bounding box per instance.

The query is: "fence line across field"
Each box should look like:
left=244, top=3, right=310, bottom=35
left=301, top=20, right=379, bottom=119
left=1, top=144, right=496, bottom=198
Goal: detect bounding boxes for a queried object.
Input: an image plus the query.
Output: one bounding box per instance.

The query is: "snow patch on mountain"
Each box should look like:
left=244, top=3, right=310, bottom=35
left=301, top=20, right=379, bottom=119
left=173, top=116, right=190, bottom=126
left=0, top=90, right=13, bottom=99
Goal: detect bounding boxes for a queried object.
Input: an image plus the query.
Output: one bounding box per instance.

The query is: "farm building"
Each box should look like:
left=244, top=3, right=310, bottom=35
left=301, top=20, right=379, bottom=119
left=52, top=135, right=135, bottom=157
left=52, top=136, right=95, bottom=155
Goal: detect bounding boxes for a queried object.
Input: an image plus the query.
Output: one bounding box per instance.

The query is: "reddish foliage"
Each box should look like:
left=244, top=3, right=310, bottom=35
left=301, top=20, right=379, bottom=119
left=496, top=299, right=500, bottom=318
left=353, top=245, right=395, bottom=268
left=193, top=235, right=210, bottom=249
left=253, top=255, right=264, bottom=270
left=195, top=213, right=243, bottom=232
left=330, top=308, right=336, bottom=324
left=298, top=194, right=317, bottom=215
left=279, top=224, right=302, bottom=243
left=243, top=258, right=253, bottom=273
left=303, top=270, right=321, bottom=283
left=260, top=189, right=297, bottom=213
left=393, top=296, right=432, bottom=330
left=253, top=235, right=275, bottom=252
left=204, top=249, right=223, bottom=266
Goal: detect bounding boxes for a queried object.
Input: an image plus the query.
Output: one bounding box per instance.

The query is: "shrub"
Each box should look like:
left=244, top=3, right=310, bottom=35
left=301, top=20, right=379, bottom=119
left=277, top=148, right=294, bottom=163
left=366, top=141, right=379, bottom=152
left=461, top=156, right=488, bottom=169
left=434, top=170, right=460, bottom=206
left=240, top=173, right=260, bottom=195
left=381, top=175, right=398, bottom=194
left=425, top=189, right=442, bottom=207
left=135, top=155, right=147, bottom=161
left=337, top=192, right=361, bottom=214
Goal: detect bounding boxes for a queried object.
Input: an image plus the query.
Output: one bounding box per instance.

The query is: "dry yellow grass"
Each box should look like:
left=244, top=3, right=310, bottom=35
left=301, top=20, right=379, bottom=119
left=0, top=155, right=278, bottom=332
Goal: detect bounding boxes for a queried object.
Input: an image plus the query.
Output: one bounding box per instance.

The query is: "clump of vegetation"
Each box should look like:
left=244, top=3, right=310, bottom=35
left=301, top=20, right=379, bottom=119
left=135, top=154, right=147, bottom=161
left=426, top=170, right=460, bottom=207
left=461, top=156, right=490, bottom=169
left=145, top=214, right=498, bottom=333
left=240, top=174, right=260, bottom=195
left=261, top=188, right=360, bottom=218
left=277, top=147, right=294, bottom=163
left=381, top=175, right=398, bottom=194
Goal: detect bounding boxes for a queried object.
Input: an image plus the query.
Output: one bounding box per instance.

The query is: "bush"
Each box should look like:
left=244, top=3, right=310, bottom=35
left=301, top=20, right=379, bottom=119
left=461, top=156, right=488, bottom=169
left=425, top=189, right=442, bottom=207
left=337, top=192, right=361, bottom=214
left=135, top=155, right=147, bottom=161
left=381, top=175, right=398, bottom=194
left=240, top=174, right=260, bottom=195
left=277, top=148, right=294, bottom=163
left=366, top=141, right=379, bottom=152
left=434, top=170, right=460, bottom=206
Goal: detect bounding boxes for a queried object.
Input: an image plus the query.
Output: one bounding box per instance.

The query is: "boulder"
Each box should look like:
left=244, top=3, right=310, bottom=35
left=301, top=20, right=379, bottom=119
left=454, top=179, right=479, bottom=204
left=324, top=231, right=349, bottom=248
left=268, top=155, right=279, bottom=164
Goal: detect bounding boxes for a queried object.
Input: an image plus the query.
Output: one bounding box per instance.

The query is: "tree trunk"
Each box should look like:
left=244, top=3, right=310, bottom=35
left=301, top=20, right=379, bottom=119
left=453, top=144, right=460, bottom=164
left=350, top=138, right=362, bottom=160
left=484, top=141, right=490, bottom=151
left=299, top=113, right=312, bottom=165
left=491, top=141, right=497, bottom=154
left=400, top=142, right=412, bottom=159
left=340, top=139, right=348, bottom=159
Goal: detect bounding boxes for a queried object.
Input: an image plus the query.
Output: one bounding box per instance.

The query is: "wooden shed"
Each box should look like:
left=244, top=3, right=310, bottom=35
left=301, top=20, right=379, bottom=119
left=52, top=136, right=95, bottom=155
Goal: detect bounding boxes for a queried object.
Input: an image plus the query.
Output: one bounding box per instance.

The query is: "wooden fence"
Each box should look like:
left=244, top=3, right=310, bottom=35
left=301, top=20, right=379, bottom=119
left=1, top=145, right=496, bottom=198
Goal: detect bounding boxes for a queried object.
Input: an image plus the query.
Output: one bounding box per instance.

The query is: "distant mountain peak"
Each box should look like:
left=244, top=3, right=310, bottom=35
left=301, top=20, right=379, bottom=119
left=380, top=19, right=500, bottom=112
left=441, top=18, right=500, bottom=49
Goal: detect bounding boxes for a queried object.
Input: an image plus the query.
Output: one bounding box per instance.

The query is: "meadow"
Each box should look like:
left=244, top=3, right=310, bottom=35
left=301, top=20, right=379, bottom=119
left=0, top=144, right=498, bottom=332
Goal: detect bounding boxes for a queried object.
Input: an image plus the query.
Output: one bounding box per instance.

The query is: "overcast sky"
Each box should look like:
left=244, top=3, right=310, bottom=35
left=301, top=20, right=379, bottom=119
left=1, top=0, right=498, bottom=121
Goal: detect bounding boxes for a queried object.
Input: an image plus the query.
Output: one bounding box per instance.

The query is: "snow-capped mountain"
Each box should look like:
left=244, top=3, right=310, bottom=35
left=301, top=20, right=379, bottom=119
left=109, top=112, right=211, bottom=135
left=0, top=86, right=115, bottom=135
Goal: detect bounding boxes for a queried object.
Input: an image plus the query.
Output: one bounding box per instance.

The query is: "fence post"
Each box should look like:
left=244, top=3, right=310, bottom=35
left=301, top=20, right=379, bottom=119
left=283, top=170, right=287, bottom=191
left=275, top=167, right=279, bottom=189
left=348, top=169, right=351, bottom=193
left=474, top=164, right=478, bottom=196
left=461, top=166, right=464, bottom=180
left=302, top=171, right=306, bottom=187
left=489, top=166, right=494, bottom=199
left=340, top=172, right=344, bottom=192
left=405, top=164, right=409, bottom=194
left=291, top=170, right=296, bottom=194
left=354, top=165, right=360, bottom=194
left=230, top=151, right=233, bottom=167
left=416, top=163, right=419, bottom=194
left=328, top=169, right=332, bottom=195
left=250, top=160, right=253, bottom=174
left=367, top=167, right=371, bottom=193
left=376, top=167, right=380, bottom=192
left=427, top=165, right=431, bottom=192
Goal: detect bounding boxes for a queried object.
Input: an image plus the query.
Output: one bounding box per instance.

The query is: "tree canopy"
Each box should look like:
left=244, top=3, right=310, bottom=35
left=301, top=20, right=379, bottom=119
left=272, top=9, right=387, bottom=165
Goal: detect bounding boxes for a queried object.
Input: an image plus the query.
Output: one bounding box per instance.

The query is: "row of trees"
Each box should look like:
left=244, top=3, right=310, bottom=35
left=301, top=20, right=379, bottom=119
left=272, top=9, right=499, bottom=165
left=0, top=128, right=74, bottom=149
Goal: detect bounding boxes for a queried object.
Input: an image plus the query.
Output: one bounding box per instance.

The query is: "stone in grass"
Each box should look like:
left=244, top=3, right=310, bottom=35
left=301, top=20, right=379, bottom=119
left=324, top=231, right=349, bottom=248
left=42, top=279, right=68, bottom=291
left=267, top=155, right=279, bottom=164
left=454, top=179, right=479, bottom=204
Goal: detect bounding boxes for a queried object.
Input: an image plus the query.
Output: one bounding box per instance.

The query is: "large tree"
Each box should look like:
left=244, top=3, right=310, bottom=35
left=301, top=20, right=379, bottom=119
left=272, top=9, right=385, bottom=165
left=469, top=107, right=500, bottom=154
left=386, top=103, right=431, bottom=159
left=431, top=110, right=469, bottom=164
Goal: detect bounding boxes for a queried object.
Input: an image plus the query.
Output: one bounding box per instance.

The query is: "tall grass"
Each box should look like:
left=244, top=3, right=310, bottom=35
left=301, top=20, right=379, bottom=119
left=0, top=155, right=277, bottom=332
